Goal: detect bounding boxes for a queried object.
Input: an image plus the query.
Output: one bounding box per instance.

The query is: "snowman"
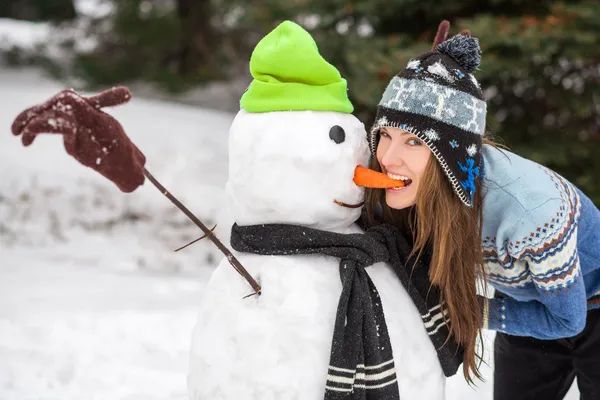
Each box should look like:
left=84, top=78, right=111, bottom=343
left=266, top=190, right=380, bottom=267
left=187, top=21, right=446, bottom=400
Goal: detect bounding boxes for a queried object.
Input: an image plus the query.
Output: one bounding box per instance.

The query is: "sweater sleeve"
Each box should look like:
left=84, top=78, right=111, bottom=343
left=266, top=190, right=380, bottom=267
left=481, top=209, right=587, bottom=339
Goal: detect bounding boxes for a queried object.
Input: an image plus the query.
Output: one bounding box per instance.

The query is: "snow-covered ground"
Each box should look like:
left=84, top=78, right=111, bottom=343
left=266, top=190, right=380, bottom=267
left=0, top=67, right=232, bottom=400
left=0, top=16, right=579, bottom=400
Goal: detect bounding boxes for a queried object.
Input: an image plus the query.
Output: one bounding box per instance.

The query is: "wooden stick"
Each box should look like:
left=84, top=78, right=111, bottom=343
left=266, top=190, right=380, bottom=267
left=143, top=168, right=261, bottom=297
left=174, top=224, right=217, bottom=252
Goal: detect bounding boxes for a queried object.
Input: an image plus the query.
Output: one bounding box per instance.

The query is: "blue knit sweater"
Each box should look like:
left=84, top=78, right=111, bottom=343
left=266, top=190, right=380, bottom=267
left=480, top=145, right=600, bottom=339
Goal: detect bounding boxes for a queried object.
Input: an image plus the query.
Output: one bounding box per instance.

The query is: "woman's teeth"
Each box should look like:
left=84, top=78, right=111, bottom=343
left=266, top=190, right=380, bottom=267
left=386, top=172, right=412, bottom=186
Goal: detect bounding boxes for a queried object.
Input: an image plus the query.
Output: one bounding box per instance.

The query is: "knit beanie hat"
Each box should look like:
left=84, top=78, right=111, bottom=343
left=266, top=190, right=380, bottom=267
left=240, top=20, right=354, bottom=114
left=368, top=35, right=486, bottom=207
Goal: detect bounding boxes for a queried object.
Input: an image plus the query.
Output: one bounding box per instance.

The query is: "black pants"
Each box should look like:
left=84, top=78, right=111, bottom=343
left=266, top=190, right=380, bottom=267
left=494, top=309, right=600, bottom=400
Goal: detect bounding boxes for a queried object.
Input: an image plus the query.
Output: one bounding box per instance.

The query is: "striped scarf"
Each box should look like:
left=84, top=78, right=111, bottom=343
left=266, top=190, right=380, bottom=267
left=230, top=223, right=463, bottom=399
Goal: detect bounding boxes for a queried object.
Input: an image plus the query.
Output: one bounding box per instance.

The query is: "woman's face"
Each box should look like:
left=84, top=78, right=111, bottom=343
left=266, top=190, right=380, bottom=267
left=376, top=127, right=432, bottom=210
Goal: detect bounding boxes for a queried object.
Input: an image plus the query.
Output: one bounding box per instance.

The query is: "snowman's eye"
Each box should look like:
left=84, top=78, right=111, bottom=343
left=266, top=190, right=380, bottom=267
left=329, top=125, right=346, bottom=144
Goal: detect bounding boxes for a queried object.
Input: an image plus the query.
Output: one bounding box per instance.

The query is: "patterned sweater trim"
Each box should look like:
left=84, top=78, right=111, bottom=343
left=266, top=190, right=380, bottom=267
left=482, top=169, right=581, bottom=263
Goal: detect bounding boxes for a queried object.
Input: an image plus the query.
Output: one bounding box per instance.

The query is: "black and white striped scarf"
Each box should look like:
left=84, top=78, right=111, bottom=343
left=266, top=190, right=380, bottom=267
left=230, top=223, right=463, bottom=400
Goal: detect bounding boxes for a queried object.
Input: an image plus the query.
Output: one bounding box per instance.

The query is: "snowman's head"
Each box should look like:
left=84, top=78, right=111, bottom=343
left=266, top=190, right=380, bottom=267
left=227, top=109, right=369, bottom=231
left=225, top=20, right=372, bottom=231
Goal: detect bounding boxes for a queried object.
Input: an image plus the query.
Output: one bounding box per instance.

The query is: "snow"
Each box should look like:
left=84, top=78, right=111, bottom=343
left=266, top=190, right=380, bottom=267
left=0, top=2, right=249, bottom=114
left=0, top=1, right=104, bottom=64
left=0, top=19, right=50, bottom=51
left=0, top=22, right=580, bottom=400
left=75, top=0, right=114, bottom=18
left=0, top=67, right=234, bottom=400
left=227, top=110, right=368, bottom=230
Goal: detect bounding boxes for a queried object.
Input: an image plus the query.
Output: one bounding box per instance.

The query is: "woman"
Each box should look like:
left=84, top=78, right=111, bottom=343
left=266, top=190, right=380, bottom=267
left=364, top=33, right=600, bottom=399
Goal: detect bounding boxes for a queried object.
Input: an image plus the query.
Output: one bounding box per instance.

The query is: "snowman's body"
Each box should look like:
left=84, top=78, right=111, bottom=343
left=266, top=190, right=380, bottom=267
left=187, top=110, right=445, bottom=399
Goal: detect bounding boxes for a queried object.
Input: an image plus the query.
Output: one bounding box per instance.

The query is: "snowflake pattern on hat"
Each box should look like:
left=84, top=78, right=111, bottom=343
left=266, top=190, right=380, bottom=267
left=466, top=144, right=478, bottom=157
left=458, top=158, right=480, bottom=202
left=427, top=62, right=455, bottom=83
left=424, top=129, right=441, bottom=141
left=377, top=116, right=389, bottom=126
left=469, top=74, right=480, bottom=88
left=407, top=59, right=422, bottom=72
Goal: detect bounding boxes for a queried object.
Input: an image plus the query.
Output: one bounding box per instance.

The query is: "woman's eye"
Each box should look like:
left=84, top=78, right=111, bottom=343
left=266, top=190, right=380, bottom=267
left=379, top=130, right=390, bottom=138
left=407, top=138, right=422, bottom=146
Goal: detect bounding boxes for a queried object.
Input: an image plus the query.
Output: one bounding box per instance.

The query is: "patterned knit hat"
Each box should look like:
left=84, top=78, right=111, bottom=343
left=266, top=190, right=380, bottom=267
left=369, top=35, right=486, bottom=207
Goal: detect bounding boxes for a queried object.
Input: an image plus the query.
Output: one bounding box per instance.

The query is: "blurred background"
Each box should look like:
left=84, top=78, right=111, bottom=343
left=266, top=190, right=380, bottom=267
left=0, top=1, right=597, bottom=399
left=3, top=0, right=599, bottom=202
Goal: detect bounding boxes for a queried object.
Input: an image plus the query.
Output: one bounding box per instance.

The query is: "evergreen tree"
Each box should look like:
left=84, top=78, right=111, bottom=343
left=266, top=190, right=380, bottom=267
left=0, top=0, right=76, bottom=21
left=72, top=0, right=227, bottom=92
left=231, top=0, right=600, bottom=203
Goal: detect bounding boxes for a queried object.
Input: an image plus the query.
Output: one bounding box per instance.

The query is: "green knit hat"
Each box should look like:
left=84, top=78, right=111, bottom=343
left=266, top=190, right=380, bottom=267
left=240, top=20, right=353, bottom=113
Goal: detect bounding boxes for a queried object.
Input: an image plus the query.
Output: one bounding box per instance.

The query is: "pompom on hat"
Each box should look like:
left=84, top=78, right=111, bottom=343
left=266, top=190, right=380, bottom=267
left=369, top=34, right=486, bottom=207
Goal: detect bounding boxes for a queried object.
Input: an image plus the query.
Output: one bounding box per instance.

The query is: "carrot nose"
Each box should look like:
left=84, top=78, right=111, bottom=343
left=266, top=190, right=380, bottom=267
left=353, top=166, right=406, bottom=188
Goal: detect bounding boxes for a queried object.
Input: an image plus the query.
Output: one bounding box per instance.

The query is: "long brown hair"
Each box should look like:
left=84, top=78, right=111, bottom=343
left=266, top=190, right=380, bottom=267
left=364, top=140, right=498, bottom=382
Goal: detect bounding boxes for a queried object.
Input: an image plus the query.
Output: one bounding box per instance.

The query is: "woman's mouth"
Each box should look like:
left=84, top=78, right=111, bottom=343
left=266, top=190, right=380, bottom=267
left=385, top=172, right=412, bottom=192
left=352, top=166, right=408, bottom=189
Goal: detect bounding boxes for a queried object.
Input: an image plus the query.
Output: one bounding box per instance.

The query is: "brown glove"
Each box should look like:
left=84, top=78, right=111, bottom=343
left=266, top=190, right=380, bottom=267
left=11, top=87, right=146, bottom=192
left=432, top=20, right=471, bottom=50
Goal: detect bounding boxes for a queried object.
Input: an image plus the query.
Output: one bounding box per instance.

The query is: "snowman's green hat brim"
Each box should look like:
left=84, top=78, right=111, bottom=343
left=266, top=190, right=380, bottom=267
left=241, top=80, right=353, bottom=113
left=240, top=20, right=354, bottom=114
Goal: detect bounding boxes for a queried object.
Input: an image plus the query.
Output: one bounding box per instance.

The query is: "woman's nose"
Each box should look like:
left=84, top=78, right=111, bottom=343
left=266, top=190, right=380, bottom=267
left=380, top=142, right=405, bottom=168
